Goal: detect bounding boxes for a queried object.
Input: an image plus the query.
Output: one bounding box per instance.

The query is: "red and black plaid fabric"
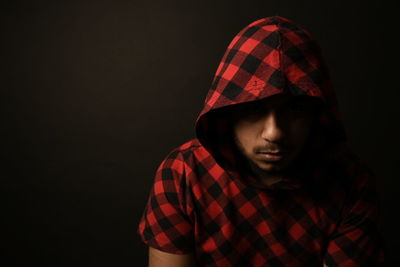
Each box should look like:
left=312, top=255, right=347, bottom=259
left=138, top=16, right=384, bottom=266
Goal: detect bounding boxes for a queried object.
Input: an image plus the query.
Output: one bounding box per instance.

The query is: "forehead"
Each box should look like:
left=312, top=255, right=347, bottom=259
left=258, top=93, right=294, bottom=106
left=237, top=93, right=318, bottom=109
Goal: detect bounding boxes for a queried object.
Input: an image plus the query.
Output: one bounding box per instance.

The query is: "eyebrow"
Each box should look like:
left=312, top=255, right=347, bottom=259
left=229, top=95, right=321, bottom=113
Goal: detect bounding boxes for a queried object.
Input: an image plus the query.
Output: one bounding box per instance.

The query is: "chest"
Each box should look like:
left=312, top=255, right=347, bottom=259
left=190, top=178, right=343, bottom=265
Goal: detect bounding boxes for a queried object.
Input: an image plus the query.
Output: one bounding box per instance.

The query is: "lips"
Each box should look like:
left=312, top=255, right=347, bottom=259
left=256, top=150, right=289, bottom=162
left=258, top=153, right=284, bottom=161
left=259, top=151, right=284, bottom=154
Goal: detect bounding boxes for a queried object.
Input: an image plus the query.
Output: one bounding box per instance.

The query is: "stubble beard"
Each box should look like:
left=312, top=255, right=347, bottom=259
left=231, top=129, right=316, bottom=183
left=232, top=134, right=290, bottom=180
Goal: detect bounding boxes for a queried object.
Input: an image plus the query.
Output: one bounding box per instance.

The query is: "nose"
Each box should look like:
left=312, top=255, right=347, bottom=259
left=260, top=111, right=286, bottom=143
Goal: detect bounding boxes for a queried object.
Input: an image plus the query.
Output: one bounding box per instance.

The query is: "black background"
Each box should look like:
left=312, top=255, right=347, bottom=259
left=2, top=0, right=397, bottom=266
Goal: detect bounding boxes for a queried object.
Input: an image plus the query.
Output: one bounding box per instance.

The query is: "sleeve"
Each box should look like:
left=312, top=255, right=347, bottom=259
left=323, top=163, right=385, bottom=266
left=137, top=149, right=195, bottom=254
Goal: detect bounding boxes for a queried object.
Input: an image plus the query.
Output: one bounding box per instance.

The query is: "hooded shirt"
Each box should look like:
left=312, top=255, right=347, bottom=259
left=138, top=16, right=384, bottom=266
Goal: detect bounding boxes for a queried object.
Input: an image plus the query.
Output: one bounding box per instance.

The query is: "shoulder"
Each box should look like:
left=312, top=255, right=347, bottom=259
left=175, top=138, right=203, bottom=155
left=342, top=150, right=377, bottom=186
left=159, top=138, right=208, bottom=165
left=313, top=149, right=378, bottom=200
left=327, top=149, right=378, bottom=196
left=155, top=138, right=210, bottom=174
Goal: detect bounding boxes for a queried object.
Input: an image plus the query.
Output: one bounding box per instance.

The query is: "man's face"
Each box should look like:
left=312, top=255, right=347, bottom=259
left=231, top=93, right=319, bottom=174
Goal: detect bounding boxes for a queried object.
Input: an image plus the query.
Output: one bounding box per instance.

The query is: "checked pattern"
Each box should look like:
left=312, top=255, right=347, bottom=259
left=138, top=16, right=384, bottom=266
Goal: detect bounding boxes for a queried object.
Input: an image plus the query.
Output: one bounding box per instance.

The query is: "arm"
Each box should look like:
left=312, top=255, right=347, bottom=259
left=138, top=149, right=195, bottom=262
left=149, top=247, right=195, bottom=267
left=322, top=163, right=384, bottom=266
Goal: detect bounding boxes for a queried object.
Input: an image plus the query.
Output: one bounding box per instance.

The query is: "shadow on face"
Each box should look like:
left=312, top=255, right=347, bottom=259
left=229, top=94, right=323, bottom=173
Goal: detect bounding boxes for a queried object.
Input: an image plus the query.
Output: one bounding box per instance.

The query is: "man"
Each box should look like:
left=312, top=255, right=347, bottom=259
left=137, top=16, right=384, bottom=266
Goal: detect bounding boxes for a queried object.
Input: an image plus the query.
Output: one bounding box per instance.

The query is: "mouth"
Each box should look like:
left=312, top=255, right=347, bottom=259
left=256, top=151, right=289, bottom=162
left=258, top=150, right=284, bottom=154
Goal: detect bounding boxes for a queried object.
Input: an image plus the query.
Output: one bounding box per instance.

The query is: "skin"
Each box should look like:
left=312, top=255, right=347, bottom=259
left=149, top=246, right=328, bottom=267
left=231, top=93, right=320, bottom=186
left=149, top=247, right=195, bottom=267
left=148, top=93, right=325, bottom=266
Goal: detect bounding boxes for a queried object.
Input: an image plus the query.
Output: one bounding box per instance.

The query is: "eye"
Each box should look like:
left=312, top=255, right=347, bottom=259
left=290, top=101, right=306, bottom=111
left=288, top=99, right=315, bottom=115
left=233, top=102, right=266, bottom=120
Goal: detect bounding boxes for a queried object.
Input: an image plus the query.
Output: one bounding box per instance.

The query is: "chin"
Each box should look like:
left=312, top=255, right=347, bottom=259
left=246, top=156, right=284, bottom=172
left=256, top=161, right=287, bottom=172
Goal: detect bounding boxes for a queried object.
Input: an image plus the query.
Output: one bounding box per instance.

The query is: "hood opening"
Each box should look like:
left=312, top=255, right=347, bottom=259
left=194, top=16, right=349, bottom=190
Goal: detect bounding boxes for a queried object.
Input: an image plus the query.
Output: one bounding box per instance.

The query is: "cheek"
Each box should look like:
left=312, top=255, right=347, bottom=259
left=233, top=123, right=257, bottom=151
left=289, top=120, right=312, bottom=144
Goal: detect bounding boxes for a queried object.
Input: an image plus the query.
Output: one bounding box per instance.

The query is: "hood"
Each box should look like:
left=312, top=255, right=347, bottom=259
left=195, top=16, right=348, bottom=190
